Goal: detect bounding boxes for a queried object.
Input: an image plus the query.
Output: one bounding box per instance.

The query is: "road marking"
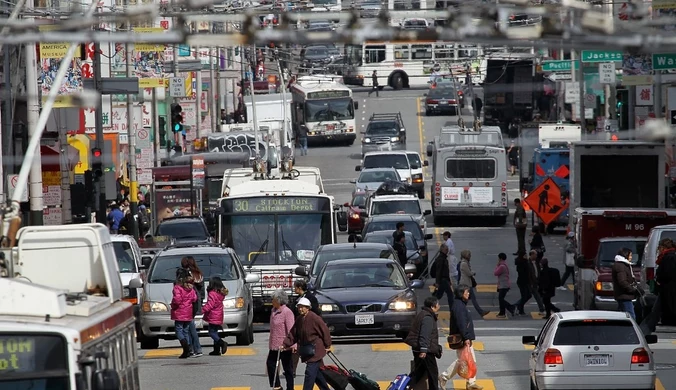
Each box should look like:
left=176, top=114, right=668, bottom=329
left=451, top=379, right=496, bottom=390
left=657, top=379, right=665, bottom=390
left=438, top=311, right=450, bottom=320
left=142, top=347, right=256, bottom=358
left=568, top=284, right=574, bottom=291
left=482, top=312, right=508, bottom=321
left=475, top=284, right=497, bottom=293
left=530, top=312, right=546, bottom=320
left=212, top=388, right=249, bottom=390
left=472, top=341, right=485, bottom=351
left=371, top=342, right=409, bottom=352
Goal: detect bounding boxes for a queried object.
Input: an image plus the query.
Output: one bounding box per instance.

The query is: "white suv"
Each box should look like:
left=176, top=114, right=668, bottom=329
left=366, top=194, right=430, bottom=235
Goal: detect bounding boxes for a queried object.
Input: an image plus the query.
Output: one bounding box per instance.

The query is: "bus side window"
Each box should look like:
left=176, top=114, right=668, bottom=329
left=394, top=45, right=410, bottom=60
left=411, top=44, right=432, bottom=60
left=365, top=45, right=386, bottom=64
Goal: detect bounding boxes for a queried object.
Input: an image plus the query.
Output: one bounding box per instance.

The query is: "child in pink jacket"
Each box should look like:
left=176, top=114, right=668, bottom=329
left=171, top=268, right=197, bottom=359
left=201, top=276, right=230, bottom=356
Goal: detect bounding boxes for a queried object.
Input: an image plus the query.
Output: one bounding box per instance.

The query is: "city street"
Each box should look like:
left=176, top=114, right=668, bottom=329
left=137, top=87, right=676, bottom=390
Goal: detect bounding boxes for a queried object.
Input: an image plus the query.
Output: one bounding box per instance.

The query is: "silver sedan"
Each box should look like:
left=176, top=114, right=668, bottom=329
left=350, top=167, right=401, bottom=195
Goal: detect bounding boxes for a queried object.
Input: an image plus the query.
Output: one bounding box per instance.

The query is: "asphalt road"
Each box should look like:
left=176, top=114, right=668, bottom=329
left=137, top=87, right=676, bottom=390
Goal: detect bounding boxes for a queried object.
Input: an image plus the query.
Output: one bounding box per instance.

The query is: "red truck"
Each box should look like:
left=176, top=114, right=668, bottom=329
left=573, top=208, right=676, bottom=310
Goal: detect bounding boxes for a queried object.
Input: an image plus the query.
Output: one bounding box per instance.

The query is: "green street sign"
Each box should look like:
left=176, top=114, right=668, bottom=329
left=581, top=51, right=623, bottom=63
left=652, top=53, right=676, bottom=70
left=542, top=60, right=580, bottom=72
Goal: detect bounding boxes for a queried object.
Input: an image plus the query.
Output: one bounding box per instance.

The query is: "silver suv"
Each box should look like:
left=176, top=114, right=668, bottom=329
left=135, top=243, right=259, bottom=349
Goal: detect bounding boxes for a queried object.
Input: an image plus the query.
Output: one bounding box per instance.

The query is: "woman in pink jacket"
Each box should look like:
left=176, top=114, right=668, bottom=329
left=171, top=268, right=197, bottom=359
left=494, top=253, right=516, bottom=318
left=202, top=276, right=229, bottom=356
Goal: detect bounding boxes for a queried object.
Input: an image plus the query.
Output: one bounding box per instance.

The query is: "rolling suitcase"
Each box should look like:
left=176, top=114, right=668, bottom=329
left=385, top=374, right=412, bottom=390
left=320, top=364, right=350, bottom=390
left=327, top=351, right=380, bottom=390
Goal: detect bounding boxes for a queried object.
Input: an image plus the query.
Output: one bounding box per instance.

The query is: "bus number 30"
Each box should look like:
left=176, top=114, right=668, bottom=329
left=234, top=200, right=249, bottom=212
left=263, top=275, right=292, bottom=288
left=625, top=224, right=644, bottom=231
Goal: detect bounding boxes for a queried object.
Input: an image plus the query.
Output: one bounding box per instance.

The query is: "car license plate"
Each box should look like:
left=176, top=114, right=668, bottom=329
left=355, top=314, right=374, bottom=325
left=327, top=125, right=335, bottom=130
left=584, top=354, right=609, bottom=366
left=439, top=100, right=448, bottom=104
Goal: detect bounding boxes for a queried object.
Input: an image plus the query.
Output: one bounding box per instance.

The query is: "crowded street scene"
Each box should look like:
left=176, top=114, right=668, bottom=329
left=2, top=1, right=676, bottom=390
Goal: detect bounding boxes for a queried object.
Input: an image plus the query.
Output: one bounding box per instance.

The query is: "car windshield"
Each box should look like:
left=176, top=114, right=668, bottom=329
left=553, top=319, right=641, bottom=346
left=429, top=88, right=457, bottom=99
left=363, top=154, right=410, bottom=170
left=148, top=253, right=240, bottom=283
left=366, top=122, right=398, bottom=135
left=359, top=170, right=399, bottom=183
left=311, top=248, right=394, bottom=275
left=352, top=194, right=367, bottom=207
left=365, top=233, right=415, bottom=249
left=406, top=153, right=422, bottom=168
left=597, top=241, right=645, bottom=268
left=113, top=241, right=137, bottom=273
left=305, top=47, right=328, bottom=56
left=156, top=221, right=209, bottom=240
left=317, top=263, right=407, bottom=289
left=372, top=200, right=421, bottom=215
left=366, top=220, right=422, bottom=240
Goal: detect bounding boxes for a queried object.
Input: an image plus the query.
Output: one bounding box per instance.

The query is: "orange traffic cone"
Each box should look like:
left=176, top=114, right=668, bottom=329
left=523, top=191, right=531, bottom=211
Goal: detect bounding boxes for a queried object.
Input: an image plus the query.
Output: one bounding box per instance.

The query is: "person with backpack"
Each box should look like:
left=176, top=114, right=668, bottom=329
left=538, top=258, right=561, bottom=319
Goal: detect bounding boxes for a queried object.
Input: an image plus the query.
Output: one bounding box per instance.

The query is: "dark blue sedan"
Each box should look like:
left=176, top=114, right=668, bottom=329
left=311, top=258, right=423, bottom=339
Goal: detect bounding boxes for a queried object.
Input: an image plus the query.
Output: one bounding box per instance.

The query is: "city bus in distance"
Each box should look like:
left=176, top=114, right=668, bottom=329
left=218, top=178, right=337, bottom=315
left=311, top=0, right=341, bottom=11
left=426, top=121, right=509, bottom=225
left=289, top=75, right=358, bottom=146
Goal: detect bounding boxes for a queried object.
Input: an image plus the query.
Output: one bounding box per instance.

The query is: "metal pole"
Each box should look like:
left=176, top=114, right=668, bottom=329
left=249, top=44, right=260, bottom=157
left=196, top=68, right=203, bottom=140
left=25, top=37, right=44, bottom=225
left=93, top=40, right=106, bottom=223
left=210, top=47, right=217, bottom=131
left=277, top=58, right=289, bottom=150
left=126, top=43, right=139, bottom=239
left=655, top=71, right=663, bottom=119
left=152, top=88, right=160, bottom=166
left=58, top=113, right=72, bottom=224
left=576, top=50, right=585, bottom=129
left=216, top=48, right=224, bottom=120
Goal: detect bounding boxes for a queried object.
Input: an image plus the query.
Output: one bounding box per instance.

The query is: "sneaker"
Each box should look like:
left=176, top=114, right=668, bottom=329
left=191, top=352, right=203, bottom=358
left=557, top=286, right=567, bottom=291
left=467, top=383, right=484, bottom=390
left=496, top=314, right=507, bottom=319
left=438, top=373, right=448, bottom=388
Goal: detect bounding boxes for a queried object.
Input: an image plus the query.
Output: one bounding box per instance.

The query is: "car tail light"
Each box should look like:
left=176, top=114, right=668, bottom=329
left=451, top=182, right=456, bottom=187
left=544, top=348, right=563, bottom=365
left=427, top=99, right=438, bottom=104
left=646, top=267, right=655, bottom=281
left=449, top=99, right=457, bottom=104
left=631, top=348, right=650, bottom=364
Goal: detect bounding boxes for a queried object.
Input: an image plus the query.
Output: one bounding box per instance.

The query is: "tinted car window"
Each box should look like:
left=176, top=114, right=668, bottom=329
left=429, top=88, right=457, bottom=99
left=365, top=233, right=415, bottom=248
left=157, top=220, right=209, bottom=240
left=406, top=153, right=422, bottom=168
left=311, top=248, right=394, bottom=275
left=365, top=220, right=422, bottom=240
left=366, top=121, right=398, bottom=135
left=553, top=320, right=641, bottom=346
left=372, top=200, right=421, bottom=215
left=597, top=241, right=645, bottom=268
left=148, top=253, right=240, bottom=283
left=318, top=263, right=407, bottom=289
left=113, top=241, right=137, bottom=273
left=363, top=155, right=410, bottom=170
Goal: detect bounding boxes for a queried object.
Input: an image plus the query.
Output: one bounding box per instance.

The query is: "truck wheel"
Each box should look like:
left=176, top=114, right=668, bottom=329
left=345, top=139, right=355, bottom=146
left=391, top=73, right=404, bottom=90
left=139, top=335, right=159, bottom=350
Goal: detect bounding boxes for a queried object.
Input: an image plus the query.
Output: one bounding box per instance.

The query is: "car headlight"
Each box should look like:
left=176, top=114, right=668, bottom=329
left=142, top=301, right=169, bottom=312
left=388, top=300, right=416, bottom=311
left=223, top=297, right=246, bottom=309
left=363, top=138, right=371, bottom=143
left=321, top=304, right=340, bottom=312
left=412, top=173, right=423, bottom=183
left=123, top=287, right=130, bottom=298
left=595, top=282, right=614, bottom=291
left=391, top=137, right=399, bottom=142
left=350, top=213, right=361, bottom=220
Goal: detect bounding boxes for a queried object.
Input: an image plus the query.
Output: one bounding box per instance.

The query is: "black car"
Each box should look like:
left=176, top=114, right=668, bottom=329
left=361, top=112, right=406, bottom=156
left=153, top=216, right=211, bottom=244
left=360, top=215, right=433, bottom=269
left=312, top=258, right=423, bottom=338
left=295, top=243, right=397, bottom=287
left=300, top=45, right=333, bottom=68
left=424, top=86, right=460, bottom=116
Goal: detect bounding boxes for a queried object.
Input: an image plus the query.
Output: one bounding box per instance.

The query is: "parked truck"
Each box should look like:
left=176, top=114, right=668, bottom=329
left=482, top=57, right=536, bottom=129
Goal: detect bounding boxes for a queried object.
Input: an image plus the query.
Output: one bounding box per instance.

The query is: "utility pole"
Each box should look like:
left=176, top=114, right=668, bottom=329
left=196, top=63, right=203, bottom=140
left=93, top=41, right=106, bottom=224
left=152, top=88, right=160, bottom=166
left=249, top=43, right=260, bottom=158
left=210, top=47, right=218, bottom=131
left=57, top=114, right=72, bottom=223
left=125, top=43, right=139, bottom=239
left=25, top=35, right=44, bottom=225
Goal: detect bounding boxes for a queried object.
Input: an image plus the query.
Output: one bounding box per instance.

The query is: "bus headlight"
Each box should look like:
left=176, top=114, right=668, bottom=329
left=363, top=138, right=371, bottom=143
left=142, top=301, right=169, bottom=312
left=389, top=300, right=415, bottom=311
left=595, top=282, right=613, bottom=291
left=223, top=297, right=246, bottom=309
left=321, top=304, right=339, bottom=312
left=391, top=137, right=399, bottom=142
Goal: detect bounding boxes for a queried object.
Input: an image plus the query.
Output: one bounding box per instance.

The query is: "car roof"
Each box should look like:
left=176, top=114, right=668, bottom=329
left=360, top=167, right=398, bottom=172
left=651, top=224, right=676, bottom=230
left=159, top=216, right=204, bottom=224
left=110, top=234, right=136, bottom=243
left=554, top=310, right=633, bottom=321
left=365, top=230, right=413, bottom=237
left=159, top=245, right=234, bottom=256
left=371, top=194, right=418, bottom=200
left=324, top=258, right=398, bottom=266
left=367, top=215, right=417, bottom=221
left=317, top=242, right=392, bottom=251
left=364, top=151, right=409, bottom=156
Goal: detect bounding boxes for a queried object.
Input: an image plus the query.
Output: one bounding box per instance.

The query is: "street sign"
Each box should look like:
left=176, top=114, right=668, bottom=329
left=542, top=60, right=579, bottom=72
left=564, top=82, right=580, bottom=103
left=652, top=53, right=676, bottom=71
left=170, top=77, right=186, bottom=97
left=191, top=155, right=205, bottom=188
left=547, top=73, right=572, bottom=81
left=524, top=178, right=566, bottom=226
left=671, top=110, right=676, bottom=125
left=83, top=77, right=140, bottom=95
left=7, top=174, right=28, bottom=202
left=581, top=50, right=623, bottom=63
left=599, top=63, right=616, bottom=84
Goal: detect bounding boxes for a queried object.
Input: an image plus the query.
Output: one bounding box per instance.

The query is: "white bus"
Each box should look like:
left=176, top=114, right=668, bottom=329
left=426, top=121, right=509, bottom=225
left=289, top=75, right=358, bottom=145
left=311, top=0, right=342, bottom=11
left=217, top=176, right=337, bottom=315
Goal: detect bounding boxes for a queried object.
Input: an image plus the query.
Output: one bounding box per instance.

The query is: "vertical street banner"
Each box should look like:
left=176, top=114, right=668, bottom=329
left=132, top=27, right=167, bottom=93
left=37, top=29, right=83, bottom=108
left=82, top=41, right=113, bottom=132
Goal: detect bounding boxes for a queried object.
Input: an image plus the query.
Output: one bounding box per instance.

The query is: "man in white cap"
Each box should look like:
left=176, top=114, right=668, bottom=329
left=558, top=232, right=576, bottom=291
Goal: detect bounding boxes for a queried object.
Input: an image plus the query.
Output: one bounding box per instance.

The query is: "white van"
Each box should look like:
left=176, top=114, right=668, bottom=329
left=357, top=151, right=413, bottom=184
left=642, top=224, right=676, bottom=295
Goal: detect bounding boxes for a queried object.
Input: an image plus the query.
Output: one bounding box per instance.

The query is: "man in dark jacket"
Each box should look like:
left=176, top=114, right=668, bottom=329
left=434, top=244, right=454, bottom=310
left=612, top=248, right=638, bottom=320
left=642, top=238, right=676, bottom=334
left=368, top=70, right=379, bottom=97
left=538, top=258, right=561, bottom=319
left=405, top=296, right=441, bottom=390
left=393, top=232, right=408, bottom=268
left=515, top=250, right=545, bottom=315
left=293, top=280, right=320, bottom=316
left=440, top=285, right=482, bottom=390
left=513, top=198, right=528, bottom=255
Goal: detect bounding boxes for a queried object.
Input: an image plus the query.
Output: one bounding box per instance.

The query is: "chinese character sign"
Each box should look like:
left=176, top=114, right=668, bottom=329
left=636, top=85, right=654, bottom=106
left=82, top=42, right=113, bottom=130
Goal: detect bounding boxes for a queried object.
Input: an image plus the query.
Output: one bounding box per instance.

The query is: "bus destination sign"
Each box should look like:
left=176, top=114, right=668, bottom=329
left=0, top=334, right=67, bottom=374
left=307, top=90, right=350, bottom=99
left=227, top=197, right=321, bottom=213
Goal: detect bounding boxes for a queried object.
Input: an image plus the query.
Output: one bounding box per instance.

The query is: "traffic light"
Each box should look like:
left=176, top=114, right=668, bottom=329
left=171, top=103, right=184, bottom=135
left=91, top=148, right=103, bottom=180
left=158, top=116, right=167, bottom=146
left=616, top=90, right=629, bottom=130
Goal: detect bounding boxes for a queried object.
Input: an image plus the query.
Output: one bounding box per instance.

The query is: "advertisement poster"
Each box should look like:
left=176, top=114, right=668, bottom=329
left=38, top=40, right=83, bottom=108
left=469, top=187, right=494, bottom=203
left=155, top=189, right=194, bottom=223
left=441, top=187, right=462, bottom=203
left=112, top=27, right=166, bottom=88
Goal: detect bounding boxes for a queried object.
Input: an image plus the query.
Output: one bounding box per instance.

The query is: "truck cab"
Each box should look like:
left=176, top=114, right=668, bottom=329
left=590, top=237, right=645, bottom=311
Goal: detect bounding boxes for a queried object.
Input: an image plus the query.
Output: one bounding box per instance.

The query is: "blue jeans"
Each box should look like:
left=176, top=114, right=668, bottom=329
left=617, top=299, right=636, bottom=320
left=174, top=321, right=190, bottom=342
left=299, top=137, right=308, bottom=156
left=186, top=320, right=202, bottom=353
left=469, top=287, right=486, bottom=316
left=303, top=360, right=330, bottom=390
left=207, top=324, right=220, bottom=343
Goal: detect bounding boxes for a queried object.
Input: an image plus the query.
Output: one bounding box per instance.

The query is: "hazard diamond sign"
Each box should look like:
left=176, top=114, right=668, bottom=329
left=524, top=178, right=567, bottom=226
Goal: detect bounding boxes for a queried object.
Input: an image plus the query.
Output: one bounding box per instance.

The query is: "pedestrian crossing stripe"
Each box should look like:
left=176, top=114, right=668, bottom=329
left=428, top=284, right=574, bottom=294
left=529, top=312, right=547, bottom=320
left=370, top=341, right=485, bottom=352
left=211, top=379, right=497, bottom=390
left=142, top=347, right=257, bottom=358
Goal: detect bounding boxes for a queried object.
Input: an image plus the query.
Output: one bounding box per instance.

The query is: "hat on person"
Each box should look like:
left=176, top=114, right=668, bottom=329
left=297, top=297, right=311, bottom=307
left=567, top=232, right=575, bottom=238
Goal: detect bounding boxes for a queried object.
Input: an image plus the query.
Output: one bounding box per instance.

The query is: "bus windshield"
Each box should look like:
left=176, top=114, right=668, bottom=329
left=305, top=98, right=354, bottom=122
left=0, top=334, right=69, bottom=390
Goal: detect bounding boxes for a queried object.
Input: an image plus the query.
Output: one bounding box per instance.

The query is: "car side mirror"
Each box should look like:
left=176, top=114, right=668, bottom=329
left=410, top=279, right=424, bottom=289
left=424, top=233, right=433, bottom=240
left=245, top=273, right=260, bottom=284
left=522, top=336, right=536, bottom=345
left=343, top=202, right=350, bottom=207
left=349, top=179, right=356, bottom=184
left=645, top=334, right=658, bottom=344
left=91, top=369, right=121, bottom=390
left=128, top=278, right=143, bottom=289
left=355, top=165, right=362, bottom=171
left=424, top=210, right=431, bottom=216
left=295, top=266, right=308, bottom=277
left=423, top=160, right=429, bottom=167
left=141, top=256, right=153, bottom=269
left=404, top=263, right=417, bottom=274
left=426, top=144, right=433, bottom=157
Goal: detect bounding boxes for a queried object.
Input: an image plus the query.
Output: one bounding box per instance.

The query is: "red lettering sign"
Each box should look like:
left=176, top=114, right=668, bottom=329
left=262, top=275, right=292, bottom=289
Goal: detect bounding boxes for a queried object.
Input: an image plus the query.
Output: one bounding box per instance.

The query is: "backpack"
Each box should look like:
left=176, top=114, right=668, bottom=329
left=550, top=268, right=562, bottom=287
left=456, top=263, right=461, bottom=282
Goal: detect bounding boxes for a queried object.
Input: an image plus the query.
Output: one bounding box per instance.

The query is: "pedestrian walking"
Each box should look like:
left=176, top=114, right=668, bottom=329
left=434, top=244, right=454, bottom=310
left=368, top=70, right=379, bottom=97
left=171, top=268, right=197, bottom=359
left=442, top=231, right=458, bottom=287
left=494, top=253, right=515, bottom=318
left=558, top=232, right=576, bottom=291
left=439, top=285, right=483, bottom=390
left=405, top=297, right=442, bottom=390
left=282, top=297, right=332, bottom=390
left=612, top=248, right=639, bottom=320
left=181, top=256, right=204, bottom=357
left=641, top=238, right=676, bottom=334
left=393, top=222, right=406, bottom=241
left=201, top=276, right=229, bottom=356
left=298, top=124, right=308, bottom=156
left=393, top=232, right=408, bottom=268
left=513, top=199, right=528, bottom=255
left=530, top=226, right=545, bottom=259
left=538, top=258, right=561, bottom=319
left=458, top=250, right=490, bottom=317
left=514, top=250, right=546, bottom=315
left=268, top=289, right=295, bottom=390
left=507, top=141, right=518, bottom=176
left=514, top=251, right=529, bottom=316
left=292, top=280, right=320, bottom=376
left=107, top=202, right=124, bottom=234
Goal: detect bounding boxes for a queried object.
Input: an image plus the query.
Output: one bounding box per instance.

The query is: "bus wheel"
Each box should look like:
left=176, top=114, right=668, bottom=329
left=391, top=73, right=404, bottom=90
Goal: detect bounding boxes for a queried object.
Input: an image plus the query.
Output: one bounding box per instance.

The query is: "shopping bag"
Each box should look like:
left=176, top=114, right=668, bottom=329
left=456, top=346, right=477, bottom=380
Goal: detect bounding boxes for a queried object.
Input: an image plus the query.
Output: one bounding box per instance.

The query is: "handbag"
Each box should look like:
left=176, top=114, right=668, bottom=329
left=447, top=334, right=464, bottom=350
left=471, top=276, right=477, bottom=288
left=298, top=343, right=316, bottom=359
